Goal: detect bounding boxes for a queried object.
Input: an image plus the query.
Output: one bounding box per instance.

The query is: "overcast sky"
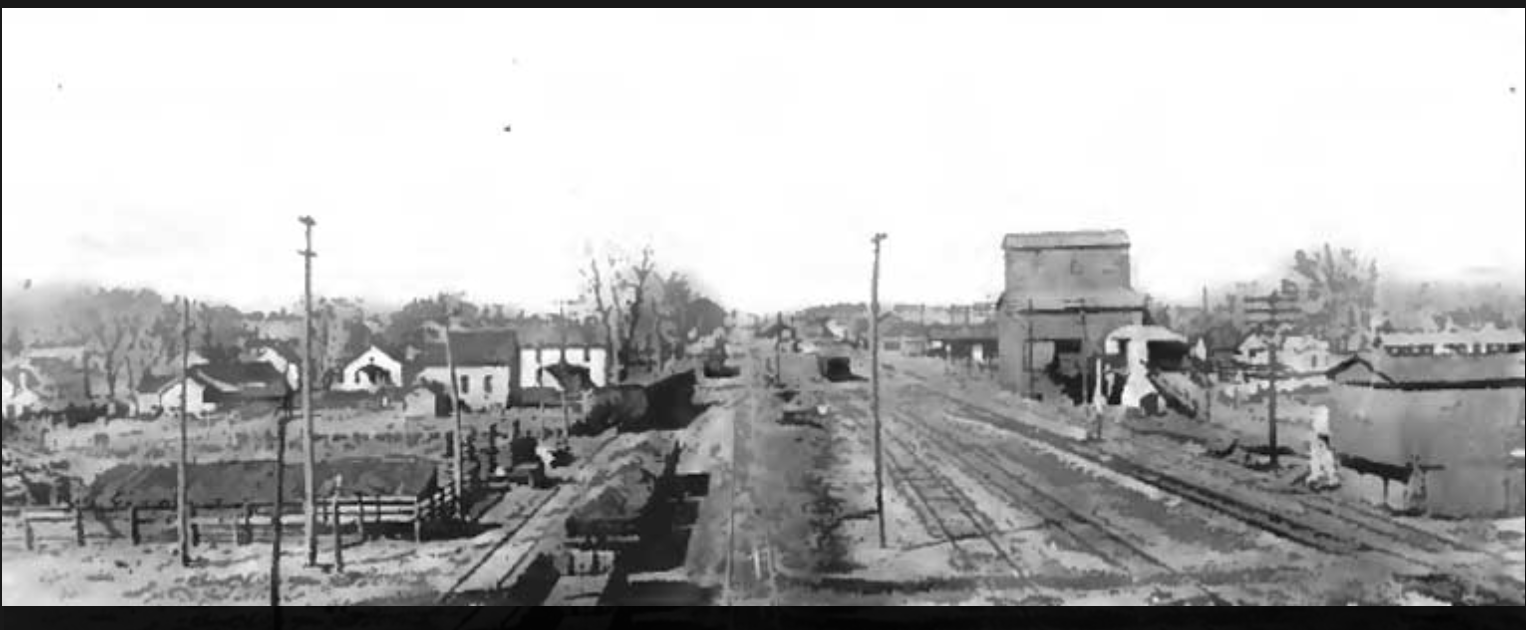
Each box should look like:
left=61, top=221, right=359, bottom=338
left=3, top=9, right=1523, bottom=314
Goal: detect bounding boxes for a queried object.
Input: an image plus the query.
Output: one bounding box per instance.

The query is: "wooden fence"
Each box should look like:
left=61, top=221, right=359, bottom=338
left=2, top=486, right=460, bottom=551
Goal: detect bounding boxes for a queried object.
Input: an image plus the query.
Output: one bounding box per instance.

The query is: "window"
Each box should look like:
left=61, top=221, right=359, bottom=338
left=459, top=375, right=470, bottom=394
left=484, top=375, right=494, bottom=394
left=354, top=372, right=362, bottom=384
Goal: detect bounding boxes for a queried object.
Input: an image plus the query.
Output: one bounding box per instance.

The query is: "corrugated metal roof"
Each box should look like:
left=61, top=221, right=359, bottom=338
left=189, top=362, right=290, bottom=399
left=1003, top=230, right=1130, bottom=250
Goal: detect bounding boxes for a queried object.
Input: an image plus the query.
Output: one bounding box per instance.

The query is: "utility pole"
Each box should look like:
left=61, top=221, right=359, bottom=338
left=870, top=232, right=887, bottom=548
left=773, top=312, right=783, bottom=384
left=1245, top=290, right=1300, bottom=470
left=442, top=300, right=465, bottom=519
left=272, top=394, right=291, bottom=615
left=177, top=296, right=192, bottom=567
left=297, top=216, right=319, bottom=567
left=1065, top=298, right=1090, bottom=406
left=1026, top=297, right=1036, bottom=398
left=559, top=299, right=571, bottom=441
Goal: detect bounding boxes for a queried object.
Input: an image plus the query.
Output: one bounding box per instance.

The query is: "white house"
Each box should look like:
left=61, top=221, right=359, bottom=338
left=158, top=375, right=214, bottom=416
left=335, top=345, right=403, bottom=393
left=1237, top=333, right=1331, bottom=375
left=156, top=362, right=290, bottom=416
left=413, top=330, right=517, bottom=412
left=3, top=366, right=46, bottom=419
left=519, top=345, right=608, bottom=391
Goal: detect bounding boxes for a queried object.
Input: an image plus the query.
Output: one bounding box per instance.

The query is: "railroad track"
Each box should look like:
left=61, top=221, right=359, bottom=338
left=442, top=429, right=627, bottom=608
left=1110, top=426, right=1499, bottom=557
left=880, top=428, right=1028, bottom=579
left=905, top=381, right=1524, bottom=604
left=828, top=389, right=1219, bottom=602
left=886, top=407, right=1230, bottom=605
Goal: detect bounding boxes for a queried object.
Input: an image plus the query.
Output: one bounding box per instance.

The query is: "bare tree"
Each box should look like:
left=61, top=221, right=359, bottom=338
left=619, top=245, right=657, bottom=379
left=583, top=254, right=621, bottom=385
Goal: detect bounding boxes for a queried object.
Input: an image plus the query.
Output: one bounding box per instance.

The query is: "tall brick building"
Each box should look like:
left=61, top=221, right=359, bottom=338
left=996, top=230, right=1147, bottom=401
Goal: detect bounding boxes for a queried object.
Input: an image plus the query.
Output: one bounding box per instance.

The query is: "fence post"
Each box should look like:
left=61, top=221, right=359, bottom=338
left=331, top=491, right=344, bottom=572
left=24, top=517, right=35, bottom=551
left=74, top=507, right=85, bottom=546
left=412, top=497, right=423, bottom=543
left=241, top=503, right=253, bottom=545
left=129, top=504, right=141, bottom=545
left=354, top=493, right=366, bottom=541
left=488, top=423, right=500, bottom=474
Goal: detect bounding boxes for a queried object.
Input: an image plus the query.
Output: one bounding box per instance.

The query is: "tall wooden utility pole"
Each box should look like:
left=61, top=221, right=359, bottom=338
left=441, top=302, right=465, bottom=519
left=773, top=312, right=783, bottom=383
left=272, top=394, right=292, bottom=615
left=870, top=232, right=887, bottom=548
left=1065, top=297, right=1090, bottom=406
left=1245, top=290, right=1299, bottom=470
left=297, top=216, right=318, bottom=566
left=177, top=296, right=192, bottom=566
left=559, top=299, right=571, bottom=440
left=1026, top=297, right=1036, bottom=398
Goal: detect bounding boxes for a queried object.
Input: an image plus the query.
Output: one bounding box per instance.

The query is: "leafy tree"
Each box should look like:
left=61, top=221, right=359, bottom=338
left=1289, top=244, right=1379, bottom=352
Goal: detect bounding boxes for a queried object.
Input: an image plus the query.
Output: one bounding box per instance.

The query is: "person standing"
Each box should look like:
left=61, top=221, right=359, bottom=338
left=1307, top=406, right=1339, bottom=490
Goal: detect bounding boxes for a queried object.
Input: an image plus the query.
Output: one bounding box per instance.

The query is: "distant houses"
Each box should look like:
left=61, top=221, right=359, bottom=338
left=1375, top=321, right=1525, bottom=358
left=1237, top=333, right=1333, bottom=375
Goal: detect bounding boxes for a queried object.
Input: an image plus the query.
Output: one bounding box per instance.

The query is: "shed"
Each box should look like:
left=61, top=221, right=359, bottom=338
left=1326, top=352, right=1526, bottom=517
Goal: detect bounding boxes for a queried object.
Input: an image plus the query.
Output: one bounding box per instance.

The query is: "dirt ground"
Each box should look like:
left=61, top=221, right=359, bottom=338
left=680, top=346, right=1525, bottom=605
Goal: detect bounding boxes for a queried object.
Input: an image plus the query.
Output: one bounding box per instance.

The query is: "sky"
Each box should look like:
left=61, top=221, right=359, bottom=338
left=3, top=9, right=1523, bottom=315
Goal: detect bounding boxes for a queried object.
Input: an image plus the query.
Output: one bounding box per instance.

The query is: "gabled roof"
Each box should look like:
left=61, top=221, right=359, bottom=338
left=2, top=365, right=41, bottom=390
left=1003, top=230, right=1130, bottom=251
left=186, top=362, right=290, bottom=399
left=249, top=341, right=302, bottom=365
left=341, top=344, right=402, bottom=368
left=136, top=372, right=176, bottom=395
left=514, top=320, right=601, bottom=348
left=1328, top=351, right=1526, bottom=386
left=415, top=329, right=518, bottom=367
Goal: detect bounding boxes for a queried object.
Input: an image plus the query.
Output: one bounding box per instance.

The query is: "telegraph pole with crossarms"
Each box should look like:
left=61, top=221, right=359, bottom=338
left=1243, top=289, right=1302, bottom=470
